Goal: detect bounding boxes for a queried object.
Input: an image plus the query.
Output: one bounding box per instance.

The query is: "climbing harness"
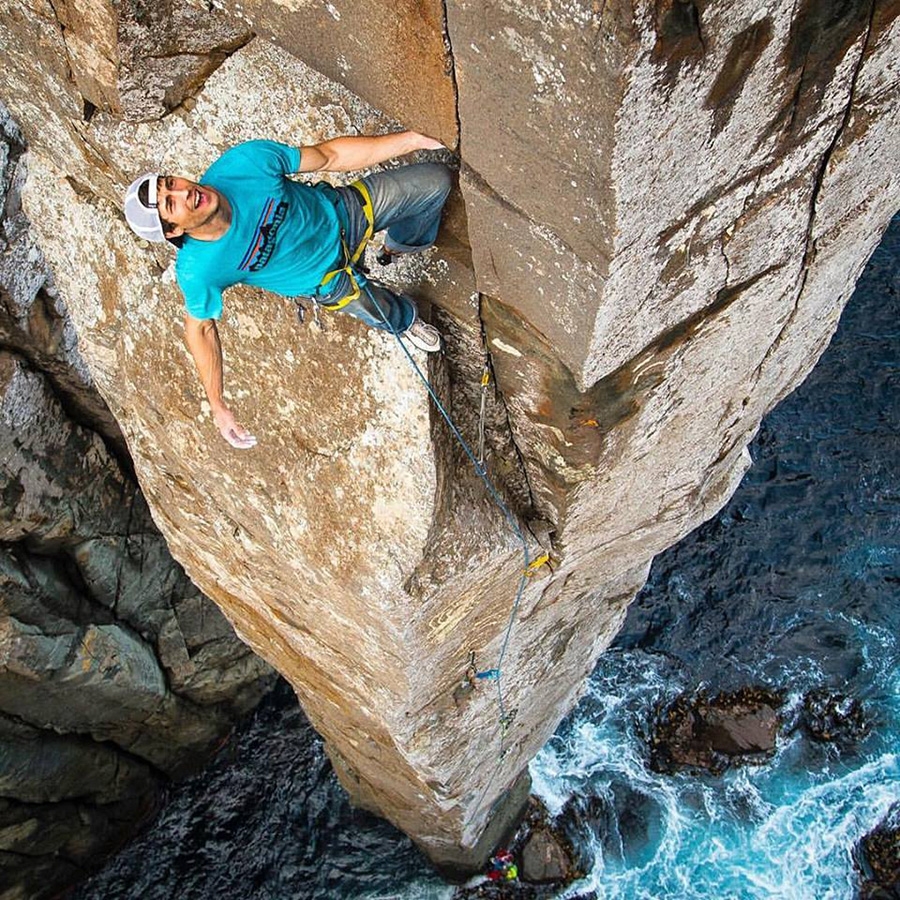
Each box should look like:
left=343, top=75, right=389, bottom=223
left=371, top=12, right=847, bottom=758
left=359, top=276, right=551, bottom=760
left=317, top=181, right=376, bottom=310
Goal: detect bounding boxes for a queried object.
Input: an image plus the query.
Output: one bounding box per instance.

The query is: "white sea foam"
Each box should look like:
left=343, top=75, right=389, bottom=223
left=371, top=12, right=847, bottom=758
left=528, top=647, right=900, bottom=900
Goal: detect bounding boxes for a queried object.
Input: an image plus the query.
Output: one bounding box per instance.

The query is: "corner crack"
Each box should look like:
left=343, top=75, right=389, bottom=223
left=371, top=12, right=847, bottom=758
left=477, top=295, right=538, bottom=515
left=753, top=0, right=876, bottom=384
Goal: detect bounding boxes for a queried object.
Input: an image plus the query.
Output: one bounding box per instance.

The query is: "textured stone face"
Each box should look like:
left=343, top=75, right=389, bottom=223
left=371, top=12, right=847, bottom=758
left=1, top=0, right=899, bottom=880
left=0, top=103, right=274, bottom=899
left=210, top=0, right=457, bottom=146
left=44, top=0, right=252, bottom=120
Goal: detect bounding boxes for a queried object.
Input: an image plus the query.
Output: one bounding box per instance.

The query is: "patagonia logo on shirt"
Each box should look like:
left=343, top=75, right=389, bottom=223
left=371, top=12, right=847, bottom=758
left=239, top=198, right=289, bottom=272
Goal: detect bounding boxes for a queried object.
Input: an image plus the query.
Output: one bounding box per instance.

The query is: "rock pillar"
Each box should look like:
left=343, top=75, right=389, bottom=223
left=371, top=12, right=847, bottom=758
left=1, top=0, right=898, bottom=875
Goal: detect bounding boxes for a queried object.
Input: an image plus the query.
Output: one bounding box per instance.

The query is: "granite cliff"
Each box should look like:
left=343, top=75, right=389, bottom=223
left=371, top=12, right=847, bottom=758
left=0, top=0, right=898, bottom=883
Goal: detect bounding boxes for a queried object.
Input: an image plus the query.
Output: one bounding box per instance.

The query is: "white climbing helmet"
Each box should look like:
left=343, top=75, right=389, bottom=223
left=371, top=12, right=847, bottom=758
left=123, top=172, right=166, bottom=242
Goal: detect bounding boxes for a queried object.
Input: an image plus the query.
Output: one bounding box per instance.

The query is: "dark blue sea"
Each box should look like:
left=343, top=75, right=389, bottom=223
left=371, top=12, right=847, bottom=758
left=72, top=218, right=900, bottom=899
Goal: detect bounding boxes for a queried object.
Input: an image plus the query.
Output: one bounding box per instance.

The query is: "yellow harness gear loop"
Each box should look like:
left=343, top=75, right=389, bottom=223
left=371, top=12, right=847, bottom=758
left=318, top=180, right=376, bottom=311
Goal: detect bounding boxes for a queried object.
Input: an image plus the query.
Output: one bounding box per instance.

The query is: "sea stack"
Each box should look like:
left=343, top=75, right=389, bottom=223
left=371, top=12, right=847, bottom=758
left=1, top=0, right=898, bottom=875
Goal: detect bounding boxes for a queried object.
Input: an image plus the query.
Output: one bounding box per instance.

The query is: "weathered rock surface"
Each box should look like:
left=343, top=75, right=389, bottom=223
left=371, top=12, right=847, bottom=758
left=0, top=108, right=274, bottom=900
left=649, top=687, right=782, bottom=774
left=1, top=0, right=898, bottom=879
left=519, top=826, right=576, bottom=885
left=52, top=0, right=252, bottom=121
left=801, top=687, right=871, bottom=746
left=856, top=804, right=900, bottom=899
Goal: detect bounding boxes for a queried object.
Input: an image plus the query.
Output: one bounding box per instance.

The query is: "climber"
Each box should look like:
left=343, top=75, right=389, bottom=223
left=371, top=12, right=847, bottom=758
left=122, top=131, right=452, bottom=449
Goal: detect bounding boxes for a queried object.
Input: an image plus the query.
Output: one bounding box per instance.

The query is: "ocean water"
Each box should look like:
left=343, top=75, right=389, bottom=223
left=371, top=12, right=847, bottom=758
left=72, top=219, right=900, bottom=900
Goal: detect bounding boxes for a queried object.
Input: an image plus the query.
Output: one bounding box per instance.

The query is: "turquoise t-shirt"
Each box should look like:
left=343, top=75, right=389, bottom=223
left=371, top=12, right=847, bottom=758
left=175, top=140, right=346, bottom=320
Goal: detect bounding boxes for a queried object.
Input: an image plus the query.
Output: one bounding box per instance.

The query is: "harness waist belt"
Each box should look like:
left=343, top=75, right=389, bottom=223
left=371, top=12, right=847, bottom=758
left=318, top=181, right=375, bottom=310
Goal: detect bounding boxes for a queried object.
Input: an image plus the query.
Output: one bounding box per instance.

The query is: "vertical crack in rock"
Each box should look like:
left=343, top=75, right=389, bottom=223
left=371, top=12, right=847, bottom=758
left=111, top=484, right=140, bottom=619
left=803, top=0, right=877, bottom=266
left=441, top=0, right=537, bottom=517
left=476, top=294, right=538, bottom=515
left=754, top=0, right=877, bottom=382
left=440, top=0, right=461, bottom=142
left=43, top=0, right=77, bottom=87
left=652, top=0, right=707, bottom=87
left=43, top=0, right=110, bottom=121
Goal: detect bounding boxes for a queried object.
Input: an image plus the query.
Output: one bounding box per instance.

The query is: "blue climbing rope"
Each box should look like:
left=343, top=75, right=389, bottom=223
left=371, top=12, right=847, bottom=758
left=358, top=280, right=540, bottom=744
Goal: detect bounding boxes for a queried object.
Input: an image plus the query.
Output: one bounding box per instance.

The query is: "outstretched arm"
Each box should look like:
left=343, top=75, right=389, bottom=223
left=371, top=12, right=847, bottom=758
left=298, top=130, right=443, bottom=173
left=184, top=314, right=257, bottom=449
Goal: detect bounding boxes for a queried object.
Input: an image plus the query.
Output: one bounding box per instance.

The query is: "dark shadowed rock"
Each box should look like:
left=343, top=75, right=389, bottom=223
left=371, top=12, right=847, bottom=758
left=801, top=688, right=871, bottom=747
left=650, top=687, right=783, bottom=774
left=520, top=826, right=575, bottom=884
left=557, top=793, right=611, bottom=876
left=558, top=781, right=663, bottom=873
left=856, top=804, right=900, bottom=900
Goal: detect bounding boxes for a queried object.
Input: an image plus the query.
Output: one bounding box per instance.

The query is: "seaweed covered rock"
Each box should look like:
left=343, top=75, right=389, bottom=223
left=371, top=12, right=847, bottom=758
left=801, top=688, right=871, bottom=747
left=650, top=686, right=783, bottom=774
left=856, top=804, right=900, bottom=900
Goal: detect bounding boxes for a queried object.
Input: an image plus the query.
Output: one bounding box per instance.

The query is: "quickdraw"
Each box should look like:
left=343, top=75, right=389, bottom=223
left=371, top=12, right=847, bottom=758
left=525, top=552, right=550, bottom=576
left=477, top=358, right=491, bottom=468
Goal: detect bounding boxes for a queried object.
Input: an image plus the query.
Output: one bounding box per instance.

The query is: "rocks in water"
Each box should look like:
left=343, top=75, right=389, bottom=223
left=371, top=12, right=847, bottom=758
left=650, top=686, right=782, bottom=774
left=453, top=797, right=582, bottom=898
left=519, top=826, right=575, bottom=884
left=856, top=804, right=900, bottom=899
left=558, top=782, right=662, bottom=872
left=801, top=688, right=870, bottom=747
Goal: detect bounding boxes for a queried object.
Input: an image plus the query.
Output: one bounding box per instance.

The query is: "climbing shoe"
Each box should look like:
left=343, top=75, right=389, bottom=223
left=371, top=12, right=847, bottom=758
left=403, top=319, right=442, bottom=353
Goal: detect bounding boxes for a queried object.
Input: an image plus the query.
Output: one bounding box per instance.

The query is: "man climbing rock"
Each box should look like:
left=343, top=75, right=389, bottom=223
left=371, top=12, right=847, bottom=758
left=123, top=131, right=451, bottom=449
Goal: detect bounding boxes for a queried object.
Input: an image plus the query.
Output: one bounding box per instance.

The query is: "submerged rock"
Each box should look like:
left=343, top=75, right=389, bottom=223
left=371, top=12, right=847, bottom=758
left=650, top=686, right=783, bottom=774
left=557, top=781, right=663, bottom=873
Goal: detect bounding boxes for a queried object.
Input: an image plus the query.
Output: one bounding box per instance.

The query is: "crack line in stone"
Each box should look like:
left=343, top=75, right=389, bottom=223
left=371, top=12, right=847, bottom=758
left=476, top=294, right=537, bottom=516
left=752, top=0, right=877, bottom=386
